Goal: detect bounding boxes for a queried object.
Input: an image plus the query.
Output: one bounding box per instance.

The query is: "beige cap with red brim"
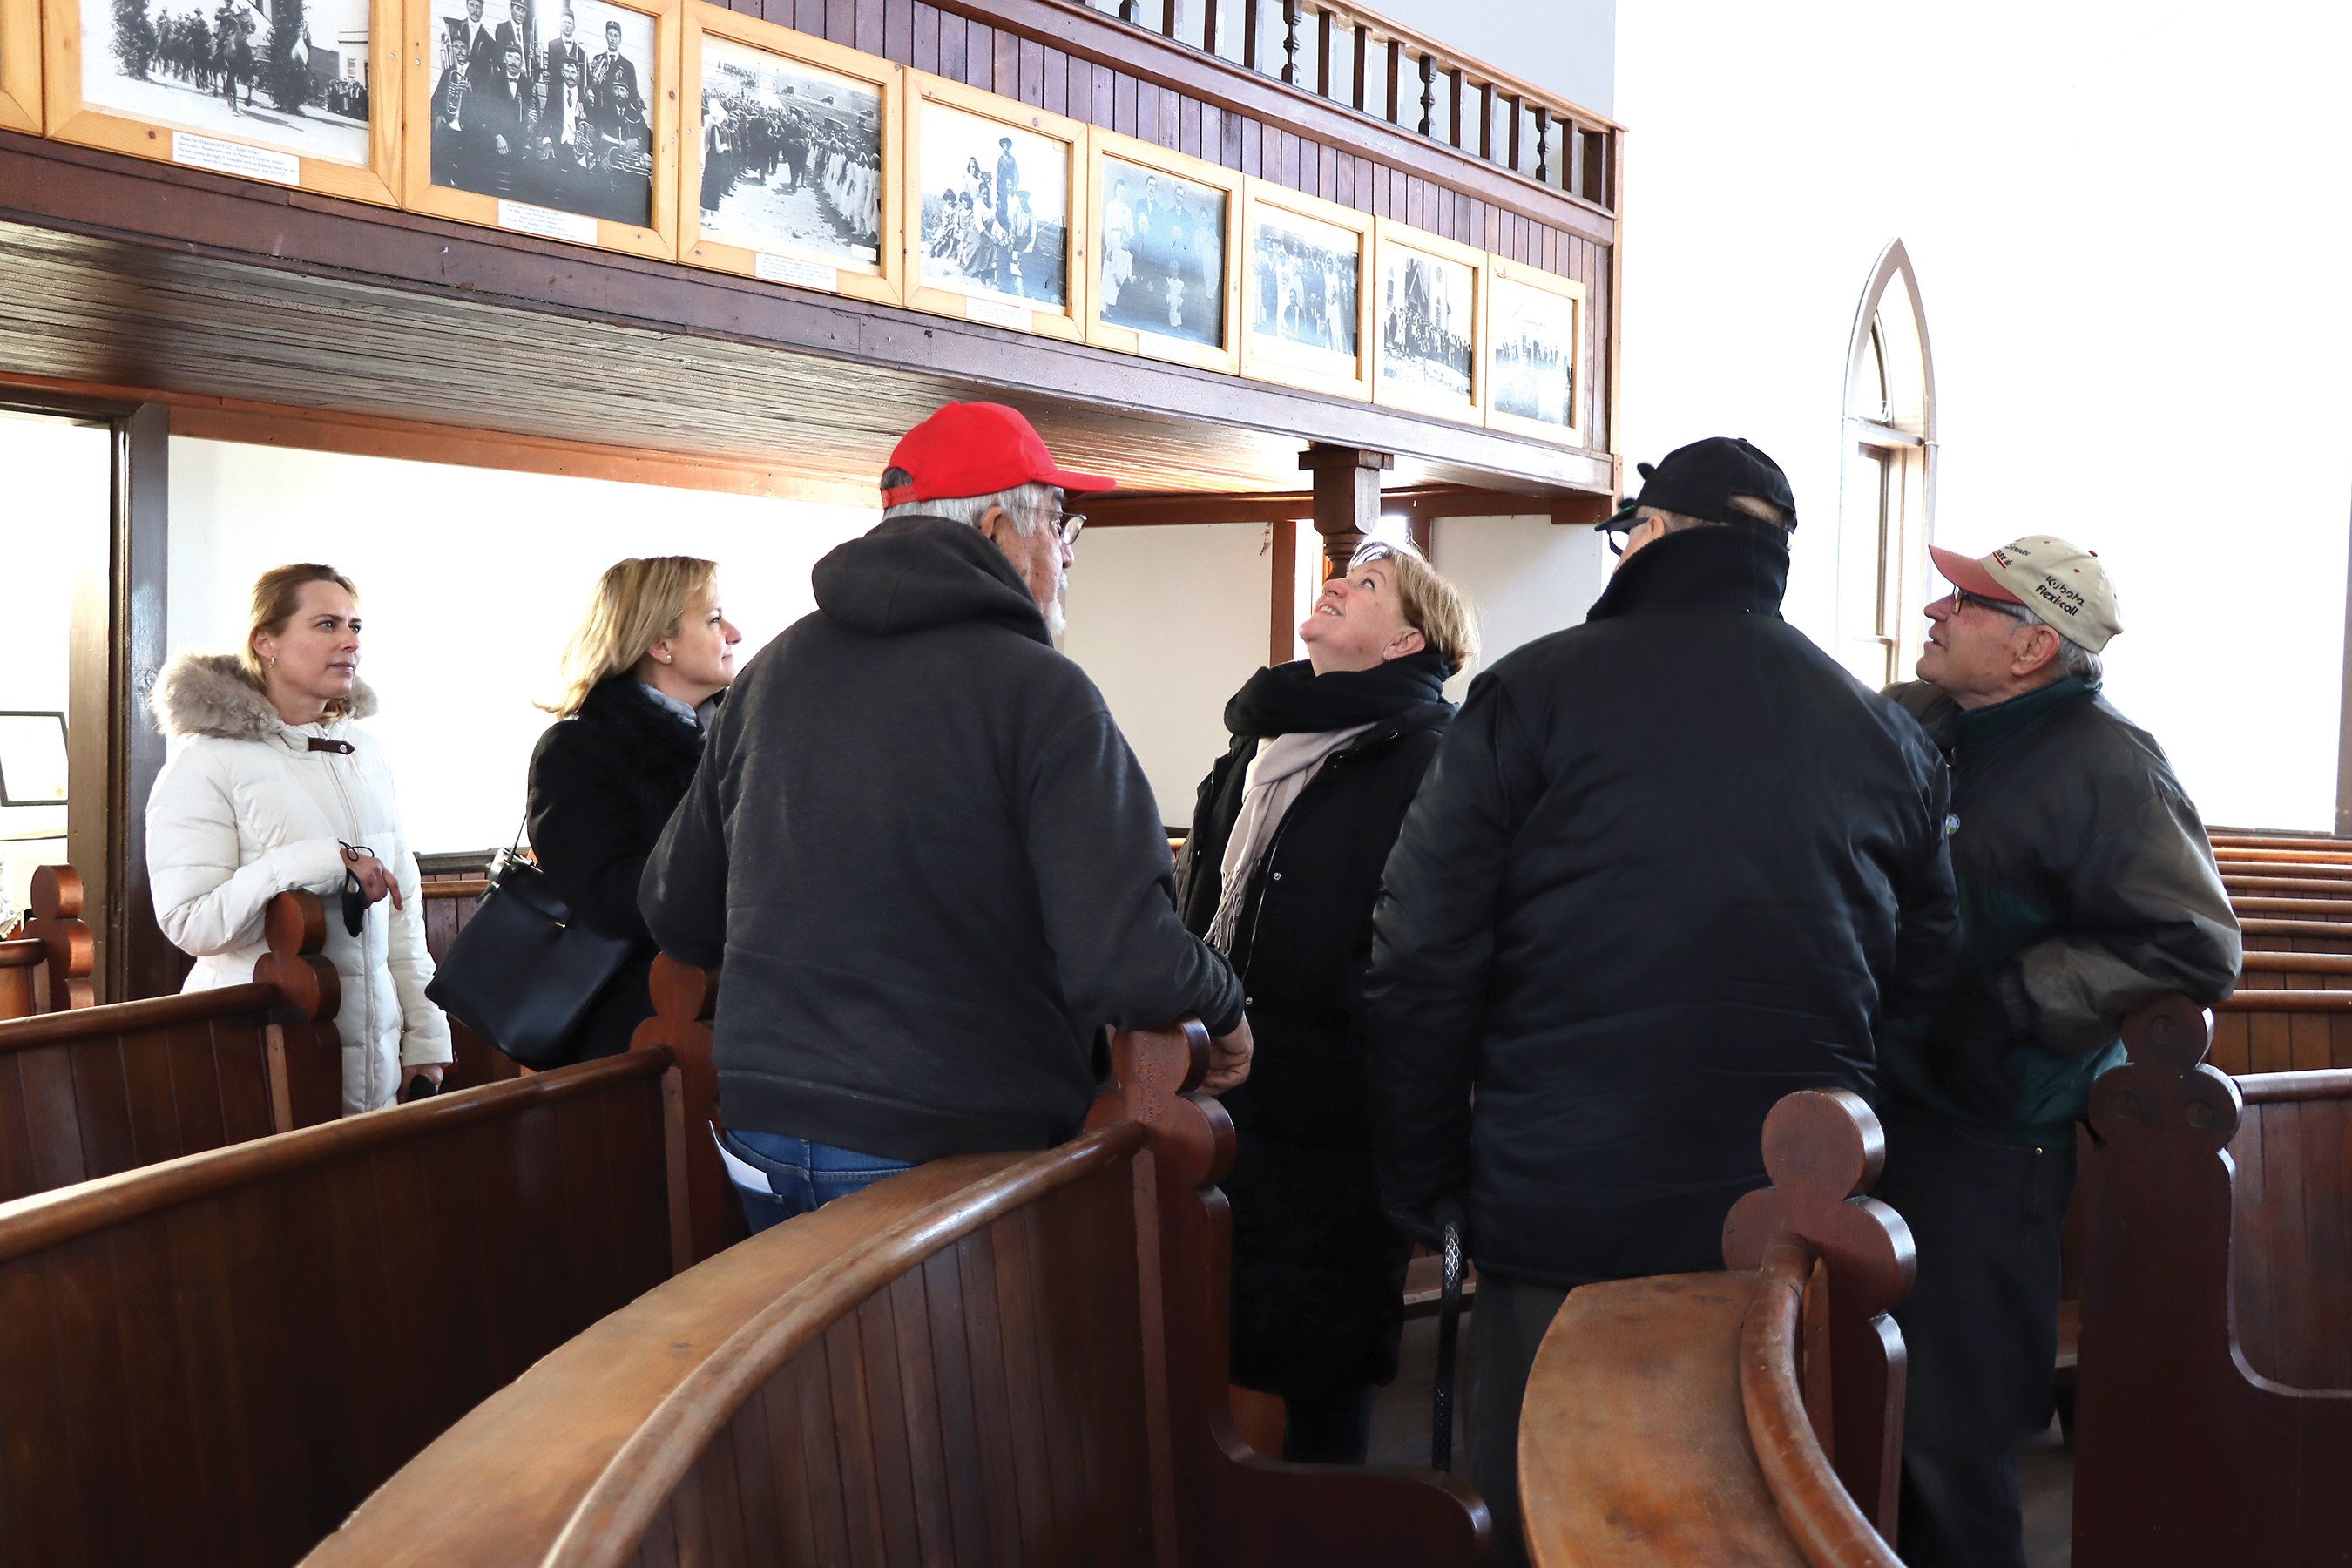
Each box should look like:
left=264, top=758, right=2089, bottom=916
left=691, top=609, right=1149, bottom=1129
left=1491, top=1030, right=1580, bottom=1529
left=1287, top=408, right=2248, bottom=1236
left=1928, top=536, right=2122, bottom=652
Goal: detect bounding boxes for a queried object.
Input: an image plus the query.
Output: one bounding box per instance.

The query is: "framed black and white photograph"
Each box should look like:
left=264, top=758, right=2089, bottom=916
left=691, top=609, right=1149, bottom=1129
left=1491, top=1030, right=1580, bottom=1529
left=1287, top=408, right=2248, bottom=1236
left=902, top=71, right=1083, bottom=341
left=402, top=0, right=678, bottom=259
left=1485, top=258, right=1585, bottom=443
left=1082, top=130, right=1238, bottom=373
left=681, top=3, right=900, bottom=304
left=1239, top=178, right=1372, bottom=401
left=2, top=0, right=41, bottom=132
left=42, top=0, right=401, bottom=201
left=1373, top=218, right=1485, bottom=423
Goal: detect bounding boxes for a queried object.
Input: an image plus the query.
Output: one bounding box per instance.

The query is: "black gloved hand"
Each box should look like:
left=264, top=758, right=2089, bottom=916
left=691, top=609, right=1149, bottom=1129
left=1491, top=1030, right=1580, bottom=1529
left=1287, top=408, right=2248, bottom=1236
left=1924, top=969, right=2028, bottom=1124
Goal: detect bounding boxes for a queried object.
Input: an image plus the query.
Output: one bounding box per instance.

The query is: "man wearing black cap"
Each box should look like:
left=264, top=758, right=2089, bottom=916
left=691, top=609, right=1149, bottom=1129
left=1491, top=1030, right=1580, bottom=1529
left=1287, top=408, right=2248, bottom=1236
left=1366, top=437, right=1963, bottom=1565
left=643, top=402, right=1249, bottom=1231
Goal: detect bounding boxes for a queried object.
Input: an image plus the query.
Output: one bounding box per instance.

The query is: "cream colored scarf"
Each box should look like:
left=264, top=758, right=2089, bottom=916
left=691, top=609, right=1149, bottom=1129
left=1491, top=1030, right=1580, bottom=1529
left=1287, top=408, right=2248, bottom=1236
left=1204, top=722, right=1374, bottom=955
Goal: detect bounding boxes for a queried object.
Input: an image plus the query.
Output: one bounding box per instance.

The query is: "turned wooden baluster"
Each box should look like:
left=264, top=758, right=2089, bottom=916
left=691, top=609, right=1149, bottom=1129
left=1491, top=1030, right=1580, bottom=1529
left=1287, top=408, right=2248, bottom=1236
left=1416, top=52, right=1436, bottom=136
left=1280, top=0, right=1301, bottom=85
left=1534, top=105, right=1551, bottom=184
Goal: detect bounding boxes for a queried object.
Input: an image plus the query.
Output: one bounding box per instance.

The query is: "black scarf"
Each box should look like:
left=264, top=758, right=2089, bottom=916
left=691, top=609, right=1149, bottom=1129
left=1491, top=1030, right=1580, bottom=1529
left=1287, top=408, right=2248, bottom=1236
left=1223, top=649, right=1452, bottom=739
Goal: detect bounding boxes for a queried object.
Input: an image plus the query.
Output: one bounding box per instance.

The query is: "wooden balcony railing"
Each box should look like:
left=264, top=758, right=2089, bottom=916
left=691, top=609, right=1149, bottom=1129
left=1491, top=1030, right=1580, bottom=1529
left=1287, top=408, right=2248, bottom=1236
left=1064, top=0, right=1616, bottom=211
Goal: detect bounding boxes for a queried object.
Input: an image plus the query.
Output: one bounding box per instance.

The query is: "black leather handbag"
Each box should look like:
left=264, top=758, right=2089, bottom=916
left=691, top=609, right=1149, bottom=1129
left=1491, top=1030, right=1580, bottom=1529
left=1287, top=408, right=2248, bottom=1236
left=425, top=842, right=633, bottom=1070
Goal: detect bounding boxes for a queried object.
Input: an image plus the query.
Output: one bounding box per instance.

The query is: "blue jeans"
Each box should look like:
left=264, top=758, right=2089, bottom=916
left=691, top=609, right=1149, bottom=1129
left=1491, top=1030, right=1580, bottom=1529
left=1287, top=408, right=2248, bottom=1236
left=716, top=1126, right=912, bottom=1234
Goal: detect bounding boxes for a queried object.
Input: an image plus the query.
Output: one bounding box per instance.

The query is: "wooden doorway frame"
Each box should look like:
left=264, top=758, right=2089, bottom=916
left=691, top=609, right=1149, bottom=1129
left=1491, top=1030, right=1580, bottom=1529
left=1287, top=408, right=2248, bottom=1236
left=0, top=391, right=172, bottom=1001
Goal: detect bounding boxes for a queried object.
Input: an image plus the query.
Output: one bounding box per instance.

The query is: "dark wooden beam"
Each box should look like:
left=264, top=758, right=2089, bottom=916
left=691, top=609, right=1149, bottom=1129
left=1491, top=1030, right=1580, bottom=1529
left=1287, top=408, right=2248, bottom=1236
left=1302, top=443, right=1392, bottom=576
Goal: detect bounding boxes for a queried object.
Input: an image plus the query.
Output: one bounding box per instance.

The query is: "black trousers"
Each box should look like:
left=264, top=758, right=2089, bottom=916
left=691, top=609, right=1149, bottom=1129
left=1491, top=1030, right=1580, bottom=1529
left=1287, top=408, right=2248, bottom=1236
left=1873, top=1112, right=2076, bottom=1568
left=1463, top=1272, right=1572, bottom=1568
left=1279, top=1382, right=1375, bottom=1464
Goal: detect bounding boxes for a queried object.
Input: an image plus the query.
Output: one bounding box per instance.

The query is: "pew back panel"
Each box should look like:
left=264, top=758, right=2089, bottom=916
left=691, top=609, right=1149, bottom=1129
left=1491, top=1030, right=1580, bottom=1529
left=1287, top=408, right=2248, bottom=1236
left=0, top=1050, right=679, bottom=1568
left=0, top=891, right=341, bottom=1203
left=2226, top=1070, right=2352, bottom=1391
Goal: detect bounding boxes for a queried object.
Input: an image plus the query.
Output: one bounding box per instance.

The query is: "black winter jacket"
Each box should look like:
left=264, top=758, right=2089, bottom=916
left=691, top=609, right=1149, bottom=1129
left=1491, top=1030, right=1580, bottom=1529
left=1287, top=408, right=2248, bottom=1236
left=526, top=675, right=707, bottom=1062
left=1366, top=526, right=1963, bottom=1288
left=640, top=517, right=1244, bottom=1163
left=1175, top=655, right=1453, bottom=1394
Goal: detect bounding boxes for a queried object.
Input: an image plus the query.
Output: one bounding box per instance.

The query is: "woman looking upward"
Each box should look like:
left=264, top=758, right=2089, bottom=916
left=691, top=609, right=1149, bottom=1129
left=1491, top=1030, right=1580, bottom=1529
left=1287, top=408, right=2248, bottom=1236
left=527, top=557, right=740, bottom=1064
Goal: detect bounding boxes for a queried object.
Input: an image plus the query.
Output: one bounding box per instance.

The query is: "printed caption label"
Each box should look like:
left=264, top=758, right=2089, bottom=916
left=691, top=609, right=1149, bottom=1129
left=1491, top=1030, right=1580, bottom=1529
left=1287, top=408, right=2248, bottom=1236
left=1134, top=330, right=1193, bottom=362
left=497, top=200, right=598, bottom=246
left=171, top=132, right=300, bottom=186
left=963, top=295, right=1031, bottom=332
left=754, top=253, right=838, bottom=291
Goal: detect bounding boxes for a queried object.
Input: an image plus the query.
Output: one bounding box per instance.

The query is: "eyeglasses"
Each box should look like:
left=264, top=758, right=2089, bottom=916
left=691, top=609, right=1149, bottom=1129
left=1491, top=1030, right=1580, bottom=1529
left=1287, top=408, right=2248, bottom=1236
left=1036, top=509, right=1086, bottom=547
left=1952, top=587, right=2031, bottom=621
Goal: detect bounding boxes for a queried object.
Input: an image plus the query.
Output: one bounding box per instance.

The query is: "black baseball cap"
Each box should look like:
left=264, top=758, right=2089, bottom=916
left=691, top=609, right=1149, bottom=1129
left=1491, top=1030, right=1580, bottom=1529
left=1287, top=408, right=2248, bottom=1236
left=1599, top=436, right=1798, bottom=539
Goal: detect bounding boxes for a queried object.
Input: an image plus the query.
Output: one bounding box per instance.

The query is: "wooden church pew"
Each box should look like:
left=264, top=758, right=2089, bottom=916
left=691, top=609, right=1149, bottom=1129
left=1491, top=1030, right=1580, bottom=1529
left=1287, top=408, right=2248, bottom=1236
left=2072, top=994, right=2352, bottom=1567
left=0, top=1046, right=686, bottom=1568
left=0, top=889, right=341, bottom=1203
left=0, top=862, right=96, bottom=1018
left=416, top=865, right=525, bottom=1094
left=300, top=1014, right=1490, bottom=1568
left=1517, top=1088, right=1911, bottom=1567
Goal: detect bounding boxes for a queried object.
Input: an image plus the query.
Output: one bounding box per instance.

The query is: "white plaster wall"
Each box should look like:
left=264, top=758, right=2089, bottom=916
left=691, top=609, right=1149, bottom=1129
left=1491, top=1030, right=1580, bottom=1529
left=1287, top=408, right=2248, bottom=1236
left=166, top=438, right=876, bottom=854
left=1060, top=522, right=1272, bottom=828
left=1429, top=514, right=1612, bottom=693
left=1614, top=2, right=2352, bottom=828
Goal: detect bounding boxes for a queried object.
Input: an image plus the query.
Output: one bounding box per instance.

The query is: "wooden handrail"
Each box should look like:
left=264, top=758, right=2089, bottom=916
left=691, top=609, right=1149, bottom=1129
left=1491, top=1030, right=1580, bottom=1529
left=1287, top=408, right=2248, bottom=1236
left=0, top=938, right=42, bottom=969
left=2238, top=951, right=2352, bottom=973
left=2234, top=897, right=2352, bottom=916
left=0, top=981, right=278, bottom=1047
left=1740, top=1238, right=1903, bottom=1568
left=2235, top=1068, right=2352, bottom=1105
left=0, top=1050, right=671, bottom=1261
left=541, top=1124, right=1151, bottom=1567
left=2241, top=917, right=2352, bottom=938
left=2225, top=875, right=2352, bottom=897
left=419, top=878, right=490, bottom=900
left=2220, top=990, right=2352, bottom=1012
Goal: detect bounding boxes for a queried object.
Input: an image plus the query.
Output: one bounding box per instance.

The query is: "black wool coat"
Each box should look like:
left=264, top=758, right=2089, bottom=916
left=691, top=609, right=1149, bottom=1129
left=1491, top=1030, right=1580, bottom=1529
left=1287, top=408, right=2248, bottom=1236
left=1367, top=525, right=1963, bottom=1290
left=1176, top=656, right=1454, bottom=1396
left=526, top=675, right=708, bottom=1063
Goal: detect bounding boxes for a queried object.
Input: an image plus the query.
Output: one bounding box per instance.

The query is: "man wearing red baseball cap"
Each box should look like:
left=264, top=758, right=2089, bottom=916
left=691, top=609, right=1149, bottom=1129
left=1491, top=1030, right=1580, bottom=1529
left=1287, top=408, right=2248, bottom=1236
left=643, top=402, right=1251, bottom=1231
left=1875, top=535, right=2238, bottom=1568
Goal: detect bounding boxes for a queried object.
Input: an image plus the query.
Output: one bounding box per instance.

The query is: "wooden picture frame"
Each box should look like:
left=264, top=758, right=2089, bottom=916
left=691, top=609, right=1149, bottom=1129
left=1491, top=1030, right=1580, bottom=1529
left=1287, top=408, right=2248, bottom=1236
left=1484, top=254, right=1585, bottom=443
left=1237, top=177, right=1374, bottom=402
left=679, top=3, right=902, bottom=305
left=1, top=0, right=39, bottom=132
left=1083, top=128, right=1240, bottom=374
left=1371, top=216, right=1486, bottom=425
left=402, top=0, right=679, bottom=260
left=902, top=70, right=1085, bottom=342
left=41, top=0, right=401, bottom=202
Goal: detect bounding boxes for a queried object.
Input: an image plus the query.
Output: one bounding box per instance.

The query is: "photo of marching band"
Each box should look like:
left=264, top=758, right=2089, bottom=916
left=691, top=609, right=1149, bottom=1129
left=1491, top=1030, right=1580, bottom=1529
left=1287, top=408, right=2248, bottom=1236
left=1094, top=156, right=1224, bottom=347
left=78, top=0, right=374, bottom=164
left=428, top=0, right=653, bottom=226
left=1489, top=274, right=1578, bottom=431
left=1379, top=244, right=1475, bottom=405
left=916, top=99, right=1066, bottom=309
left=696, top=39, right=881, bottom=269
left=1247, top=206, right=1360, bottom=378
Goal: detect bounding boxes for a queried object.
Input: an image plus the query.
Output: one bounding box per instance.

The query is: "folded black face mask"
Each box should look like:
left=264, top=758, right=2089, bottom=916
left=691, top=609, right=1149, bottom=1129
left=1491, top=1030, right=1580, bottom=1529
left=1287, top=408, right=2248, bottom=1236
left=339, top=842, right=374, bottom=938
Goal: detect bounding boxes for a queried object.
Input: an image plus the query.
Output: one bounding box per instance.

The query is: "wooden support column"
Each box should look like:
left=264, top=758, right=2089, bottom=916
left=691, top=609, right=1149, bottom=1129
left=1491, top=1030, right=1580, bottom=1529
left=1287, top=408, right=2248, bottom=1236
left=1300, top=443, right=1392, bottom=578
left=1267, top=517, right=1297, bottom=666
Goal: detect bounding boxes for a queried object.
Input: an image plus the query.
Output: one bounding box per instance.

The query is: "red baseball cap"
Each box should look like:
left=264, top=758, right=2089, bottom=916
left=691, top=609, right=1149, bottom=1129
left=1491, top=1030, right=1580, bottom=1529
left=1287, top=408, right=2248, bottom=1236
left=882, top=402, right=1115, bottom=507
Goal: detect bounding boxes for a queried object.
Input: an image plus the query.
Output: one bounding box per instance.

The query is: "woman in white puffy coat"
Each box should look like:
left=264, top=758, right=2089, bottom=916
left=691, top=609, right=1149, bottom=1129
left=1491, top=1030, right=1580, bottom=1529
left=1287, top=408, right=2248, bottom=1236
left=147, top=564, right=451, bottom=1113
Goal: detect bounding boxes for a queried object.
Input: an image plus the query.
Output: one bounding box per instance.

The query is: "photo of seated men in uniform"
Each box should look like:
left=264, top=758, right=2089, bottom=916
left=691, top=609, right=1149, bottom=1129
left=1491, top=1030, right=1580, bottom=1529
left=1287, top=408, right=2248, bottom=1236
left=429, top=0, right=653, bottom=226
left=916, top=104, right=1067, bottom=308
left=84, top=0, right=375, bottom=166
left=697, top=41, right=883, bottom=269
left=1096, top=157, right=1226, bottom=347
left=1379, top=247, right=1474, bottom=402
left=1248, top=208, right=1362, bottom=377
left=1489, top=276, right=1577, bottom=428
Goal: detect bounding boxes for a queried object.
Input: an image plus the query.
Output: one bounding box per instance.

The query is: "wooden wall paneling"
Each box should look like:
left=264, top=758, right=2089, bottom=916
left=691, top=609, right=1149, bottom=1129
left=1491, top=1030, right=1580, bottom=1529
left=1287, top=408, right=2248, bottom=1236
left=911, top=0, right=937, bottom=69
left=823, top=0, right=851, bottom=44
left=963, top=17, right=993, bottom=85
left=856, top=0, right=884, bottom=53
left=1240, top=114, right=1260, bottom=178
left=991, top=26, right=1017, bottom=98
left=938, top=8, right=965, bottom=82
left=1178, top=94, right=1200, bottom=157
left=1044, top=45, right=1069, bottom=116
left=1157, top=84, right=1179, bottom=148
left=885, top=0, right=912, bottom=62
left=1113, top=69, right=1139, bottom=137
left=1135, top=75, right=1159, bottom=145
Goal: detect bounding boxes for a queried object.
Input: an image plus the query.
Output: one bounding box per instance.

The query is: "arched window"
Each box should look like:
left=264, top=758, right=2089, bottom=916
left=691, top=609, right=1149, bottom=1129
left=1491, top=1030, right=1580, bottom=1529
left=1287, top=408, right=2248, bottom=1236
left=1838, top=241, right=1936, bottom=688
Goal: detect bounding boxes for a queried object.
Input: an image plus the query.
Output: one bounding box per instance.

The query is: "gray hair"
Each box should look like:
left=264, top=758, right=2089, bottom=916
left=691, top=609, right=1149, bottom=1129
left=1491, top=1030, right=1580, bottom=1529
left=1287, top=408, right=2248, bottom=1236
left=879, top=469, right=1056, bottom=533
left=1982, top=595, right=2105, bottom=684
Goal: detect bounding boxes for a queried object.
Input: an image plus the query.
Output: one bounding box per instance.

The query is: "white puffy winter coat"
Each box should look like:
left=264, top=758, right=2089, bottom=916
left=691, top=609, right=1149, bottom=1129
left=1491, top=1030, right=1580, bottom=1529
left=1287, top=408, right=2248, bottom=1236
left=146, top=652, right=451, bottom=1114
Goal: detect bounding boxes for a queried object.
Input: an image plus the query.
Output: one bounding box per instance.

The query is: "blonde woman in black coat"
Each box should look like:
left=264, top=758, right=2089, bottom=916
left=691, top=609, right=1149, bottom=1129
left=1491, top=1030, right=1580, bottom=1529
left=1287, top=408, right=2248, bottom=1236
left=526, top=557, right=740, bottom=1062
left=1174, top=541, right=1477, bottom=1463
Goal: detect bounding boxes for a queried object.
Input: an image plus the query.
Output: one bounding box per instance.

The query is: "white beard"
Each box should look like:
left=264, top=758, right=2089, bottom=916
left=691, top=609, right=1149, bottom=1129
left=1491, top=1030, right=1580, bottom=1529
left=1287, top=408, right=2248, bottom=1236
left=1044, top=596, right=1067, bottom=639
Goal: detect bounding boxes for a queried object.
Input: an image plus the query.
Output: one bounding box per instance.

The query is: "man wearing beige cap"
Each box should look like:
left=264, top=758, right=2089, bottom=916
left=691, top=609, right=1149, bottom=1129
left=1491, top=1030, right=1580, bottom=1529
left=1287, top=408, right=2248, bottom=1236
left=1876, top=535, right=2240, bottom=1568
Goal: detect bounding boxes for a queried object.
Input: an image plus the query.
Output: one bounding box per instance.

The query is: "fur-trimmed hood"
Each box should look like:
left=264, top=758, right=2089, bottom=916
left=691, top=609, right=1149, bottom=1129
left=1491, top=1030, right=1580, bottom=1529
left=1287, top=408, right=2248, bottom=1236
left=151, top=651, right=381, bottom=741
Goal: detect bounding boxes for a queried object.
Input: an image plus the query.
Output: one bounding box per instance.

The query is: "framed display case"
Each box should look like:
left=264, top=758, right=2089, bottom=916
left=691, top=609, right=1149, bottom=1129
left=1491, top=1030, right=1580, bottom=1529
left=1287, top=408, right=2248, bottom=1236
left=1484, top=255, right=1585, bottom=443
left=902, top=70, right=1085, bottom=341
left=1371, top=216, right=1486, bottom=424
left=679, top=3, right=902, bottom=305
left=1236, top=177, right=1374, bottom=402
left=1082, top=128, right=1240, bottom=374
left=403, top=0, right=679, bottom=259
left=42, top=0, right=401, bottom=202
left=1, top=0, right=39, bottom=132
